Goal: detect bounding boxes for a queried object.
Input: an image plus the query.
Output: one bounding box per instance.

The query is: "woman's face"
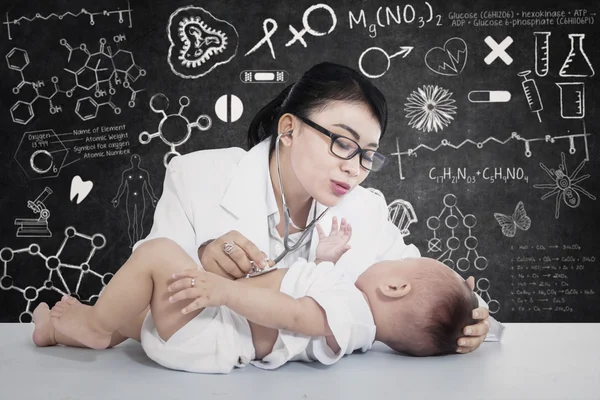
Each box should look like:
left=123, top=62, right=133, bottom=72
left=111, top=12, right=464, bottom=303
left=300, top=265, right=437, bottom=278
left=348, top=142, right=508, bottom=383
left=287, top=101, right=382, bottom=207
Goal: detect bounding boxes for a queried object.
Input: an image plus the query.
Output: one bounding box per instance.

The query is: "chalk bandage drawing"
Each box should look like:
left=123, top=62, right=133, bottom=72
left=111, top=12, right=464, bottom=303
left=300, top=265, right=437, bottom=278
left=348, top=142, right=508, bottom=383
left=167, top=6, right=238, bottom=79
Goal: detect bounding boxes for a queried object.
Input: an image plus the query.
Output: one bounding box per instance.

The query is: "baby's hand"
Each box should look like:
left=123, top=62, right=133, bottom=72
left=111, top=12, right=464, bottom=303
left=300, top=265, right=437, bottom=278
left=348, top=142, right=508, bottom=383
left=168, top=270, right=233, bottom=314
left=315, top=216, right=352, bottom=264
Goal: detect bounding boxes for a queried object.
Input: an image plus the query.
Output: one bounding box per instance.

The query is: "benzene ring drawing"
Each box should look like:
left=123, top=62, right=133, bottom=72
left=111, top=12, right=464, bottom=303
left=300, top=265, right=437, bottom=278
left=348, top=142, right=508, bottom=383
left=139, top=93, right=212, bottom=167
left=167, top=5, right=239, bottom=78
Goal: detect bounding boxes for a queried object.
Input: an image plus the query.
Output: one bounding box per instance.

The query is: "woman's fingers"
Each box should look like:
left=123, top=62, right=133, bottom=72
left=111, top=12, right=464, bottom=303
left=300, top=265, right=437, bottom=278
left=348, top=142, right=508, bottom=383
left=465, top=276, right=476, bottom=290
left=215, top=251, right=246, bottom=278
left=456, top=334, right=486, bottom=353
left=220, top=241, right=252, bottom=275
left=463, top=318, right=490, bottom=337
left=200, top=242, right=232, bottom=278
left=232, top=233, right=268, bottom=272
left=200, top=230, right=271, bottom=279
left=456, top=321, right=489, bottom=353
left=472, top=306, right=489, bottom=321
left=456, top=317, right=490, bottom=353
left=214, top=259, right=236, bottom=280
left=453, top=305, right=491, bottom=354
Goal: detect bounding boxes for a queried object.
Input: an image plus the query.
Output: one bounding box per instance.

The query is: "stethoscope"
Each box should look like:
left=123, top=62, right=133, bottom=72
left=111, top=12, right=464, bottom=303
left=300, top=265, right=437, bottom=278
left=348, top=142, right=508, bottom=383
left=246, top=130, right=329, bottom=277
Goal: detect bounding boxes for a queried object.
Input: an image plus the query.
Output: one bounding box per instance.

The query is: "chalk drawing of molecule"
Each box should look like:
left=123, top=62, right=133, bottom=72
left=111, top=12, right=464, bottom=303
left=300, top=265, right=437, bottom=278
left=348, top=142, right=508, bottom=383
left=427, top=193, right=488, bottom=272
left=3, top=1, right=134, bottom=40
left=426, top=193, right=500, bottom=314
left=474, top=277, right=500, bottom=314
left=0, top=227, right=110, bottom=322
left=6, top=35, right=145, bottom=125
left=139, top=93, right=212, bottom=167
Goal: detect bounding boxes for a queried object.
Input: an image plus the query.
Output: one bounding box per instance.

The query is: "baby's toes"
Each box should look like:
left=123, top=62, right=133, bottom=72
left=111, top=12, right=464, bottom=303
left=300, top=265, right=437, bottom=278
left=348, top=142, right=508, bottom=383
left=64, top=296, right=77, bottom=306
left=51, top=302, right=65, bottom=313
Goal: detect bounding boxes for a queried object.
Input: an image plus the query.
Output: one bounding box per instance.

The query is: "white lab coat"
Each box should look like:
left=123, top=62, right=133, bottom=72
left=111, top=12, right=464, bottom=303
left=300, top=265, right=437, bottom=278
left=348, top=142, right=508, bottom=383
left=133, top=138, right=504, bottom=341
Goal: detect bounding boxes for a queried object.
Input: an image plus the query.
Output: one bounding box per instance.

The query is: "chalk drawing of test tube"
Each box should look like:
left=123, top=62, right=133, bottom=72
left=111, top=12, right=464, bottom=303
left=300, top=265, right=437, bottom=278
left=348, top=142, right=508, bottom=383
left=358, top=46, right=413, bottom=79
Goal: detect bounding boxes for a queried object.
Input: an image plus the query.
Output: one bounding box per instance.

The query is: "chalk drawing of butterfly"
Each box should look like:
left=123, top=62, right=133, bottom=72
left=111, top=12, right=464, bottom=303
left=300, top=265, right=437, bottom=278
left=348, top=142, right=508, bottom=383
left=493, top=201, right=531, bottom=238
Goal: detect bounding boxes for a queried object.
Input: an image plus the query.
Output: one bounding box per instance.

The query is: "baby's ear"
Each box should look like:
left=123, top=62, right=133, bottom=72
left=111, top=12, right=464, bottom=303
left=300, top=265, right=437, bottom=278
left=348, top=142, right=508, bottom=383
left=378, top=281, right=411, bottom=298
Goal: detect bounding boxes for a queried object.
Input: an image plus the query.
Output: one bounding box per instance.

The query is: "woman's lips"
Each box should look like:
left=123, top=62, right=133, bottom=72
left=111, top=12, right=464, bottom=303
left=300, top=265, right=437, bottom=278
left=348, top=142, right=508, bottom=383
left=331, top=180, right=350, bottom=195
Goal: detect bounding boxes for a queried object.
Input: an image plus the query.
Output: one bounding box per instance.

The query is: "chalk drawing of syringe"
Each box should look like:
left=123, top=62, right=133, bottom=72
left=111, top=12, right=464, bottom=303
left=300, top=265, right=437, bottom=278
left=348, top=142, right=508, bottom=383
left=3, top=0, right=133, bottom=40
left=391, top=120, right=591, bottom=180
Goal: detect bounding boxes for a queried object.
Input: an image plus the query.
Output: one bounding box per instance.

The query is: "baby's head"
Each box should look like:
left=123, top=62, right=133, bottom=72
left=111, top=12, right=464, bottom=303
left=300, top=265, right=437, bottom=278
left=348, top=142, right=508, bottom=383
left=356, top=257, right=479, bottom=357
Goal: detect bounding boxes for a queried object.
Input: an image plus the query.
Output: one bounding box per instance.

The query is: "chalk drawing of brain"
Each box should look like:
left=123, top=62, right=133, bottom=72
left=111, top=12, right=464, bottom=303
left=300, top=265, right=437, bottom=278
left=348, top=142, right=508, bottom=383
left=167, top=6, right=238, bottom=78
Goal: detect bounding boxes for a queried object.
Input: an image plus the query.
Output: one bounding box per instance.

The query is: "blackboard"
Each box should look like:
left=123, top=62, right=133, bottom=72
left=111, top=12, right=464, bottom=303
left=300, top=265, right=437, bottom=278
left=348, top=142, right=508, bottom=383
left=0, top=0, right=598, bottom=323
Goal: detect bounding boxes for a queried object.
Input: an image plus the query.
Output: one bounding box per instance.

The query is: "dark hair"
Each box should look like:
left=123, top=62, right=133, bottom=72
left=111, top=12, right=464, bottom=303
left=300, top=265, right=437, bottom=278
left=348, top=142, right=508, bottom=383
left=387, top=271, right=479, bottom=357
left=418, top=288, right=480, bottom=357
left=247, top=62, right=388, bottom=153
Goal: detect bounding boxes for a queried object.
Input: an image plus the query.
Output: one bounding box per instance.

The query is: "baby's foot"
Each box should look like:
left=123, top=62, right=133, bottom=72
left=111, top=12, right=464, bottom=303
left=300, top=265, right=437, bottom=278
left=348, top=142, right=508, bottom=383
left=50, top=296, right=112, bottom=350
left=32, top=303, right=57, bottom=347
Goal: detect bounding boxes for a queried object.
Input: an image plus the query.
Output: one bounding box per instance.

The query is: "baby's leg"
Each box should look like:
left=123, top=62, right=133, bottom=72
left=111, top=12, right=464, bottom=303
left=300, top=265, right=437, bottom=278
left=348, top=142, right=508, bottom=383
left=32, top=302, right=148, bottom=348
left=50, top=238, right=203, bottom=349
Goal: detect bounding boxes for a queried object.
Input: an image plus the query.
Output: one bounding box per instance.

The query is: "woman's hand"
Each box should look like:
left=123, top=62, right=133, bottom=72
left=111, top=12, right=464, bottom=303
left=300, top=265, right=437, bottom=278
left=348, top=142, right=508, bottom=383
left=456, top=276, right=490, bottom=354
left=168, top=270, right=233, bottom=314
left=198, top=230, right=273, bottom=279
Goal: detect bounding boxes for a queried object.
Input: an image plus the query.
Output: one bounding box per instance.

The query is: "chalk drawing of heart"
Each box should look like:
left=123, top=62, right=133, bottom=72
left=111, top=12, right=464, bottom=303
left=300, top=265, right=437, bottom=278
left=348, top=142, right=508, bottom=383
left=425, top=38, right=468, bottom=76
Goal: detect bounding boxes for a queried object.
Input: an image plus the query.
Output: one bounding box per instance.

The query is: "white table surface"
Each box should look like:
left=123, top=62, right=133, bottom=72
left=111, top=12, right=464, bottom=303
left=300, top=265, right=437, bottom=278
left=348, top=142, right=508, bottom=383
left=0, top=322, right=599, bottom=400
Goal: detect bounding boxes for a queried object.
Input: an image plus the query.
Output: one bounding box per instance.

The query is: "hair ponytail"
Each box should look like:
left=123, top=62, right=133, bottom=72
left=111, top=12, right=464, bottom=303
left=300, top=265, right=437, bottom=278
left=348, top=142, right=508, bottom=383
left=247, top=83, right=295, bottom=148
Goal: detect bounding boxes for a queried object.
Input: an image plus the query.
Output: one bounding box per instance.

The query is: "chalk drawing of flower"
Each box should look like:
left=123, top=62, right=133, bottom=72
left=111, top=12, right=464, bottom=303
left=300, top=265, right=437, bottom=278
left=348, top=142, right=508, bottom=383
left=404, top=85, right=457, bottom=133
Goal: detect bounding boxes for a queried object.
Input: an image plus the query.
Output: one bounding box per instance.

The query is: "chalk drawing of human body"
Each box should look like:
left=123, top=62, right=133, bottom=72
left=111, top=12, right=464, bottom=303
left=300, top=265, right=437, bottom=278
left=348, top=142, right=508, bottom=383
left=112, top=154, right=159, bottom=247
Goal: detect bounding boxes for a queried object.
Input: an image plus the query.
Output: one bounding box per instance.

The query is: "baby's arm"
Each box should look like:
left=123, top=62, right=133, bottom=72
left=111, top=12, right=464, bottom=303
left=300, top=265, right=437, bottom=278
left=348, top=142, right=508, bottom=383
left=315, top=216, right=352, bottom=264
left=169, top=270, right=338, bottom=345
left=227, top=283, right=335, bottom=339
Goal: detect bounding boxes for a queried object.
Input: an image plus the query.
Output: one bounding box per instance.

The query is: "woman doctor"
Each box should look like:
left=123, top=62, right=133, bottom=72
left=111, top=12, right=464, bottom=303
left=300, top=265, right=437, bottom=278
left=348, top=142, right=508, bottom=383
left=134, top=62, right=496, bottom=354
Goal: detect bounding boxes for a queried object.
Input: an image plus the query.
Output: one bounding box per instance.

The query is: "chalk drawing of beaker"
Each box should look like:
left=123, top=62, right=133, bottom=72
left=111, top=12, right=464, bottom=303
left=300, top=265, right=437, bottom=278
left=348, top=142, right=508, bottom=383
left=559, top=34, right=594, bottom=78
left=556, top=82, right=585, bottom=119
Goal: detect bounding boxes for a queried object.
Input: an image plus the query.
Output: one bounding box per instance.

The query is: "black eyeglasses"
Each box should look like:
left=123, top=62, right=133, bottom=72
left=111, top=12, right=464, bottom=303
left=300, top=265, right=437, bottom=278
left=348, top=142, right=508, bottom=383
left=295, top=115, right=387, bottom=172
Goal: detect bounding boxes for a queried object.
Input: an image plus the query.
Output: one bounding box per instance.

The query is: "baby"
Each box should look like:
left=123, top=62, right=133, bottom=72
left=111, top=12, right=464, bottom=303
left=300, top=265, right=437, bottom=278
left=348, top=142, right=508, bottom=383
left=33, top=218, right=477, bottom=373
